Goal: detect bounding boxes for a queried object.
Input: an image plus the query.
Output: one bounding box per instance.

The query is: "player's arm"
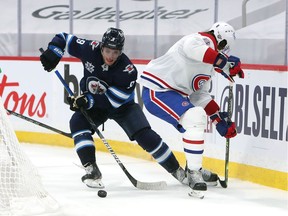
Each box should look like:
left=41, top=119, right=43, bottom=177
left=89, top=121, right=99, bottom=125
left=68, top=64, right=138, bottom=110
left=204, top=99, right=237, bottom=138
left=191, top=81, right=236, bottom=139
left=40, top=32, right=92, bottom=72
left=105, top=64, right=138, bottom=108
left=183, top=36, right=244, bottom=81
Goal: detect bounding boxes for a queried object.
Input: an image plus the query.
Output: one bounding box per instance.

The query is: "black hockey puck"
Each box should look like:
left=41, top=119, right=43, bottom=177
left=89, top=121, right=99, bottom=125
left=98, top=190, right=107, bottom=198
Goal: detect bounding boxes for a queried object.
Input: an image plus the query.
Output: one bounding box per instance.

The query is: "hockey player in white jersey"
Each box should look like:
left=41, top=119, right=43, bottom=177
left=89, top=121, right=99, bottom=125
left=139, top=22, right=244, bottom=198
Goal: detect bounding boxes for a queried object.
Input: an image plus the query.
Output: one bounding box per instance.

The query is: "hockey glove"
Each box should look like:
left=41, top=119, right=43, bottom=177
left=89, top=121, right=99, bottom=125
left=67, top=94, right=95, bottom=111
left=213, top=54, right=244, bottom=81
left=40, top=43, right=64, bottom=72
left=210, top=111, right=237, bottom=138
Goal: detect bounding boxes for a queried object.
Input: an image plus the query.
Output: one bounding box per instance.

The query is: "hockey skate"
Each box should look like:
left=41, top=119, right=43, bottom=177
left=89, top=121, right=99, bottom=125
left=81, top=162, right=104, bottom=188
left=199, top=168, right=218, bottom=186
left=187, top=169, right=207, bottom=199
left=171, top=167, right=188, bottom=185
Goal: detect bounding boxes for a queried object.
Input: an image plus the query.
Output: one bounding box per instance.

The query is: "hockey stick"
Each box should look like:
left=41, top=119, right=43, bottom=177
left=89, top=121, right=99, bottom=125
left=7, top=109, right=72, bottom=138
left=224, top=81, right=233, bottom=187
left=43, top=58, right=167, bottom=190
left=7, top=109, right=81, bottom=175
left=217, top=80, right=233, bottom=188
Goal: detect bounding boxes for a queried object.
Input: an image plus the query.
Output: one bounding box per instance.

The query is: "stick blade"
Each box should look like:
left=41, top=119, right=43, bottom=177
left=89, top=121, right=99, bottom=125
left=136, top=180, right=167, bottom=190
left=218, top=177, right=228, bottom=188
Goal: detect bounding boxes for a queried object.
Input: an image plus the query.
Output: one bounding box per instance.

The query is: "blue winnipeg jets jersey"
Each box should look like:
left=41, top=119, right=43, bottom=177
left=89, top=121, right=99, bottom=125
left=51, top=32, right=138, bottom=110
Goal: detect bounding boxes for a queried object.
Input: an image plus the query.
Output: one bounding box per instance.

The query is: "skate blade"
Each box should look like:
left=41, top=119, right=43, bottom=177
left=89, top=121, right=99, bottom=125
left=83, top=179, right=105, bottom=188
left=188, top=190, right=205, bottom=199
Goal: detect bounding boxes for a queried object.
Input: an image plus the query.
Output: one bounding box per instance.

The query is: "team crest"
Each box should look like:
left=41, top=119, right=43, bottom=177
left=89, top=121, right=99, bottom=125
left=191, top=74, right=210, bottom=91
left=182, top=101, right=189, bottom=107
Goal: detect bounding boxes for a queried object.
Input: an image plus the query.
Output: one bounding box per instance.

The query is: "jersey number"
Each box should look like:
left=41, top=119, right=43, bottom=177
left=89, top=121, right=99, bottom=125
left=76, top=39, right=85, bottom=45
left=127, top=81, right=135, bottom=89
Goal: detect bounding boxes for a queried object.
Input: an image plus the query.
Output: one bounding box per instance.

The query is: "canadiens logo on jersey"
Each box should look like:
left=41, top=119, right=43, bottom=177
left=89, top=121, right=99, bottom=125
left=191, top=74, right=210, bottom=91
left=90, top=41, right=100, bottom=50
left=123, top=64, right=135, bottom=74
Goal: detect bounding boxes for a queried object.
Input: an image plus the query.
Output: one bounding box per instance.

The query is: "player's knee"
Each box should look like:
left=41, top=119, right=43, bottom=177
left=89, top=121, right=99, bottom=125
left=69, top=113, right=91, bottom=134
left=134, top=128, right=179, bottom=173
left=133, top=128, right=161, bottom=152
left=179, top=107, right=206, bottom=131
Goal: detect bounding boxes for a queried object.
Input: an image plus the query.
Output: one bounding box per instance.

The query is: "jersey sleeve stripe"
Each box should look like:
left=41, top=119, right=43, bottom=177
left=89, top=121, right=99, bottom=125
left=143, top=71, right=188, bottom=96
left=108, top=87, right=130, bottom=100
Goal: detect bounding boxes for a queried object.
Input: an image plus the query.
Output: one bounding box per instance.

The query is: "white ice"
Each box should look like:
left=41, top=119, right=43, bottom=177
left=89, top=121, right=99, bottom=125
left=21, top=143, right=287, bottom=216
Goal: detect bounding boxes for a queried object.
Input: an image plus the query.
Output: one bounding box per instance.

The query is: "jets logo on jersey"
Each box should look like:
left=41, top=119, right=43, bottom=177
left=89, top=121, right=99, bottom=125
left=85, top=61, right=95, bottom=73
left=90, top=41, right=100, bottom=50
left=191, top=74, right=210, bottom=91
left=123, top=64, right=135, bottom=74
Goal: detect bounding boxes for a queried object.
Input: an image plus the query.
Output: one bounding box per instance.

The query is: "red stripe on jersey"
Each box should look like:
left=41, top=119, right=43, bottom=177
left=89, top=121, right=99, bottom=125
left=182, top=138, right=204, bottom=144
left=203, top=47, right=218, bottom=64
left=143, top=71, right=188, bottom=96
left=150, top=90, right=180, bottom=121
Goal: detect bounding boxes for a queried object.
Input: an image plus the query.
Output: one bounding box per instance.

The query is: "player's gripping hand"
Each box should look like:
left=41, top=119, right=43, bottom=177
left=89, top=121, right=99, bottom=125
left=67, top=94, right=94, bottom=111
left=227, top=56, right=244, bottom=78
left=214, top=54, right=244, bottom=81
left=40, top=43, right=64, bottom=72
left=210, top=111, right=237, bottom=138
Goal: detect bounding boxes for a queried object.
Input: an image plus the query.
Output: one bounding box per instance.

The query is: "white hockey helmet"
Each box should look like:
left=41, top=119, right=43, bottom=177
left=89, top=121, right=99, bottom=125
left=209, top=22, right=236, bottom=54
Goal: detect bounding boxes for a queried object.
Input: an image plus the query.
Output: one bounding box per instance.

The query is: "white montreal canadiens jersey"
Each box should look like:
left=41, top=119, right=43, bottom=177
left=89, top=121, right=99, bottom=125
left=139, top=33, right=216, bottom=98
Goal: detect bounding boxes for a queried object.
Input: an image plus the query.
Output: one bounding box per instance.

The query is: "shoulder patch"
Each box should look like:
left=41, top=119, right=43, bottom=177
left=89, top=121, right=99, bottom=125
left=123, top=64, right=135, bottom=74
left=90, top=41, right=100, bottom=50
left=203, top=38, right=210, bottom=46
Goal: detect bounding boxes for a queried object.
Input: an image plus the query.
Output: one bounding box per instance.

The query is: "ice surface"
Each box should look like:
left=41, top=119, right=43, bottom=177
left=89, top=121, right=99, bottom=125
left=21, top=143, right=287, bottom=216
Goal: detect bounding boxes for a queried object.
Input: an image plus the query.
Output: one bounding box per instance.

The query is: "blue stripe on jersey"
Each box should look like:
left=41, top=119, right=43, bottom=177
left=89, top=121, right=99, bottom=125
left=66, top=34, right=74, bottom=53
left=105, top=87, right=134, bottom=108
left=140, top=75, right=164, bottom=89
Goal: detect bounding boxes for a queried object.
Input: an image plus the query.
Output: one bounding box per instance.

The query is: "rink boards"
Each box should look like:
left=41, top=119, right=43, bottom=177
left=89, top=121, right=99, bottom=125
left=0, top=57, right=287, bottom=190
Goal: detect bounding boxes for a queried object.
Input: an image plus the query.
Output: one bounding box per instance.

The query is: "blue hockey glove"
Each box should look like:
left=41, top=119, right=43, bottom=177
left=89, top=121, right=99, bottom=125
left=40, top=43, right=64, bottom=72
left=210, top=111, right=237, bottom=138
left=214, top=54, right=244, bottom=81
left=67, top=94, right=95, bottom=111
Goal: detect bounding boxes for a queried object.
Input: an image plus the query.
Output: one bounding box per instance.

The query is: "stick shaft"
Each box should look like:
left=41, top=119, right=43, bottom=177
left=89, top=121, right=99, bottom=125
left=7, top=109, right=72, bottom=138
left=225, top=82, right=233, bottom=185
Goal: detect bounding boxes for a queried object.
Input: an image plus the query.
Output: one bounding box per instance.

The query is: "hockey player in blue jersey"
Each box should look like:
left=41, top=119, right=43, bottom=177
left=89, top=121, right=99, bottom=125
left=40, top=27, right=195, bottom=190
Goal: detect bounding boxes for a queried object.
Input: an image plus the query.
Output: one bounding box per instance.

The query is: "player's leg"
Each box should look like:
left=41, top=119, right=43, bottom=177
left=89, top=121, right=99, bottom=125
left=112, top=103, right=187, bottom=184
left=70, top=111, right=107, bottom=188
left=179, top=107, right=207, bottom=191
left=142, top=87, right=216, bottom=192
